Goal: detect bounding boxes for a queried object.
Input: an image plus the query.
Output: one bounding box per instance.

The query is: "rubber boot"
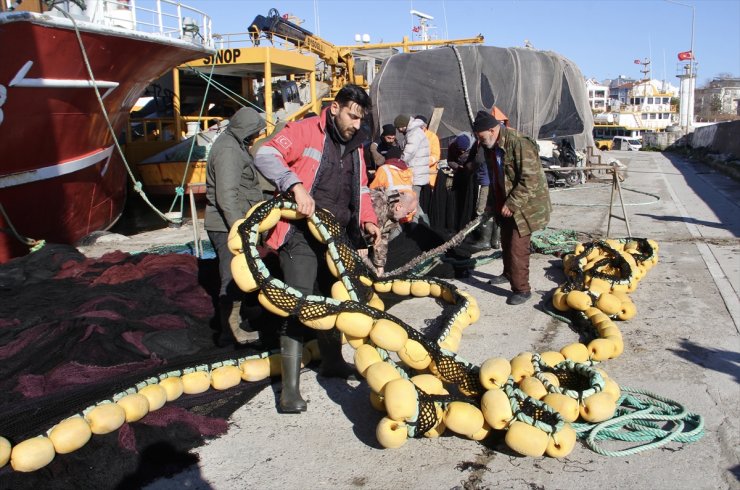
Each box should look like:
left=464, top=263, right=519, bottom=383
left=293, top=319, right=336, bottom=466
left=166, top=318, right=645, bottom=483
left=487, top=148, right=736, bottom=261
left=490, top=222, right=501, bottom=250
left=469, top=220, right=494, bottom=253
left=218, top=300, right=258, bottom=346
left=279, top=335, right=307, bottom=413
left=316, top=330, right=357, bottom=380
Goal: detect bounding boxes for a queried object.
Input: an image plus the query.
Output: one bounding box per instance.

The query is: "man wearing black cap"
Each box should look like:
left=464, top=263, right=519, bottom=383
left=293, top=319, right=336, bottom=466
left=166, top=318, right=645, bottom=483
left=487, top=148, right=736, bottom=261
left=473, top=109, right=551, bottom=305
left=369, top=123, right=399, bottom=168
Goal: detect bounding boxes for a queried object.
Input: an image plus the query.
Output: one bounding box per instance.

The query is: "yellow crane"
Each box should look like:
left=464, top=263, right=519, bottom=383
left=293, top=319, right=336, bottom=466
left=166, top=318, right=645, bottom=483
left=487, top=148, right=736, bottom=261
left=248, top=8, right=484, bottom=96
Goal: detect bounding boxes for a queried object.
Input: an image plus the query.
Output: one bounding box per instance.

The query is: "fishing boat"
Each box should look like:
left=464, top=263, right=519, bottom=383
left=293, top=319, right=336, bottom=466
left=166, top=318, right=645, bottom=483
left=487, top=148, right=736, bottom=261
left=593, top=79, right=678, bottom=150
left=125, top=8, right=483, bottom=197
left=0, top=0, right=214, bottom=262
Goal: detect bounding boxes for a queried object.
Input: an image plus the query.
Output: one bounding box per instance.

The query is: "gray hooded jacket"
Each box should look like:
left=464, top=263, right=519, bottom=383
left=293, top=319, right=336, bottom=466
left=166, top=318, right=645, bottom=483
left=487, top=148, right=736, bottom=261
left=204, top=107, right=266, bottom=233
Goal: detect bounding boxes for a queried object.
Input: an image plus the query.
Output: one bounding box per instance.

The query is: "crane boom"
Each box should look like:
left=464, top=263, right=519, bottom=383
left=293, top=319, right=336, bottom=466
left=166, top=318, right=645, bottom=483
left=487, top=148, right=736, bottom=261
left=248, top=8, right=484, bottom=95
left=249, top=8, right=353, bottom=89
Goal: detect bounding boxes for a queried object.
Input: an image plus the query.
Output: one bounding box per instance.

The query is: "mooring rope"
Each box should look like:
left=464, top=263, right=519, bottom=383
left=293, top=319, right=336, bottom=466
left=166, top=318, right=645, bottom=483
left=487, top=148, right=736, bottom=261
left=53, top=5, right=209, bottom=226
left=572, top=386, right=705, bottom=457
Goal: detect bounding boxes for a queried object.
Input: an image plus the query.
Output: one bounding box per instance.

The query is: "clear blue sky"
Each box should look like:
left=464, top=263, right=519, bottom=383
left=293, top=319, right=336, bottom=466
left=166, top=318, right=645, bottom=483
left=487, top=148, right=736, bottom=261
left=186, top=0, right=739, bottom=86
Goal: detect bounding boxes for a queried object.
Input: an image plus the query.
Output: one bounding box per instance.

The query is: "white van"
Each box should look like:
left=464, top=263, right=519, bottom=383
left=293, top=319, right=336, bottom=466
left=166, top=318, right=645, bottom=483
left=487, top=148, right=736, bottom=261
left=612, top=136, right=642, bottom=151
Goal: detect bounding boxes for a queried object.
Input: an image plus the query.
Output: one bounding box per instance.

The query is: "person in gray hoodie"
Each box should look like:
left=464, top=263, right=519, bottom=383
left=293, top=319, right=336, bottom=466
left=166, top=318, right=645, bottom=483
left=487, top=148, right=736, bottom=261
left=205, top=106, right=266, bottom=346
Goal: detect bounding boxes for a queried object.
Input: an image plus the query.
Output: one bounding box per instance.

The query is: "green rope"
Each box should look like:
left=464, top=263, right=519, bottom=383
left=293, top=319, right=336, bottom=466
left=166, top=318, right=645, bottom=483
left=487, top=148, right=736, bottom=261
left=183, top=66, right=277, bottom=127
left=531, top=228, right=580, bottom=255
left=440, top=250, right=502, bottom=269
left=168, top=60, right=218, bottom=215
left=572, top=386, right=704, bottom=456
left=55, top=7, right=177, bottom=225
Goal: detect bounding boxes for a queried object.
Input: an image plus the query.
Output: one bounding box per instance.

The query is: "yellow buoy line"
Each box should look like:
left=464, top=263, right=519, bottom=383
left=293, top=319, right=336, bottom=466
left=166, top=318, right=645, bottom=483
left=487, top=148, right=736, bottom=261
left=0, top=196, right=662, bottom=472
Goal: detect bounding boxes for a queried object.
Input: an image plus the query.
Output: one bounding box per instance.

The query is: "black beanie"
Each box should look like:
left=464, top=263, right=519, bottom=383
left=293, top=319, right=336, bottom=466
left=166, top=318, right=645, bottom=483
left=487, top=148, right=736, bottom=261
left=472, top=110, right=499, bottom=132
left=381, top=124, right=396, bottom=136
left=385, top=146, right=403, bottom=160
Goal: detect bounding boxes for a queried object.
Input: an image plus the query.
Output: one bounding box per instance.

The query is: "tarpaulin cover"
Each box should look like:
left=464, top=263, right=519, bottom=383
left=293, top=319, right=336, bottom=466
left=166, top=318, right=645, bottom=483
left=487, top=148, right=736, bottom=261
left=371, top=45, right=595, bottom=149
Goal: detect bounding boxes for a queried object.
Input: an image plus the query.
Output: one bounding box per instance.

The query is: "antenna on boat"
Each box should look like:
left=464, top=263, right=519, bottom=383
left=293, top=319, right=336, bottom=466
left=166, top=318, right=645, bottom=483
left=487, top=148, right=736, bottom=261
left=313, top=0, right=321, bottom=37
left=638, top=58, right=651, bottom=81
left=441, top=0, right=449, bottom=40
left=410, top=9, right=435, bottom=49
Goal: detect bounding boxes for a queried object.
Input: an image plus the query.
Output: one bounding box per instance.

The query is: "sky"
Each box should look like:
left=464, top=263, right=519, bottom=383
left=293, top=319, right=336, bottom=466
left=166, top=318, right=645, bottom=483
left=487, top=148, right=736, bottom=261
left=185, top=0, right=739, bottom=87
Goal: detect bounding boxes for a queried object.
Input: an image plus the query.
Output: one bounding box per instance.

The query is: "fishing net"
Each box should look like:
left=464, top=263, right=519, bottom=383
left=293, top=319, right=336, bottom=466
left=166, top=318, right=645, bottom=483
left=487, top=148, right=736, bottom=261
left=371, top=45, right=595, bottom=149
left=0, top=245, right=271, bottom=489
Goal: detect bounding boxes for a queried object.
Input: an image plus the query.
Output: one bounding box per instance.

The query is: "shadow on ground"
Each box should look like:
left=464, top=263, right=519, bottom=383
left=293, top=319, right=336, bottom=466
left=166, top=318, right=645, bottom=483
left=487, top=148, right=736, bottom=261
left=668, top=338, right=740, bottom=384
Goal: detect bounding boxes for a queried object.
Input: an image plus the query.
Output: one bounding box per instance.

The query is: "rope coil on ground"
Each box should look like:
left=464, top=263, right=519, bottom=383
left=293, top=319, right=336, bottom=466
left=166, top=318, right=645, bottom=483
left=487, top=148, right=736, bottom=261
left=573, top=386, right=705, bottom=457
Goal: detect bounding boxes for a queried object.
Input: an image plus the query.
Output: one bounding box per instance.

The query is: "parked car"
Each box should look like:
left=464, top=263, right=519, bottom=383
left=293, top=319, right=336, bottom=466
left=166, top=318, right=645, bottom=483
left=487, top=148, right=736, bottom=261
left=612, top=136, right=642, bottom=151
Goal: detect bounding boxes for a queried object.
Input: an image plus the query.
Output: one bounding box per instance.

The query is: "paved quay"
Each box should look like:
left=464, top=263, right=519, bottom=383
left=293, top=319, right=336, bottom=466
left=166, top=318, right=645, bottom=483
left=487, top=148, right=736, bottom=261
left=87, top=151, right=739, bottom=489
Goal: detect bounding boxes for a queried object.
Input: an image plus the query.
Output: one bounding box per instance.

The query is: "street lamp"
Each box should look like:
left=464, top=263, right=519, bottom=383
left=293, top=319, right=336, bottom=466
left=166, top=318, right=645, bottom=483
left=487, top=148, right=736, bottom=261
left=665, top=0, right=696, bottom=133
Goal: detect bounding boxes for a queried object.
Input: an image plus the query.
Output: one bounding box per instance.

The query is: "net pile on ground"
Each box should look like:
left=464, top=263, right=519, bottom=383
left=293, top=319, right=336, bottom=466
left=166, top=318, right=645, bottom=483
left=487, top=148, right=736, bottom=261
left=0, top=197, right=703, bottom=474
left=226, top=197, right=663, bottom=455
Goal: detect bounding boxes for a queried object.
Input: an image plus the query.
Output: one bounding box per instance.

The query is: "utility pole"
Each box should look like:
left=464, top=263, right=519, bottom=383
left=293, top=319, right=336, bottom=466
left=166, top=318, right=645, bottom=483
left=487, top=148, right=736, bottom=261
left=666, top=0, right=696, bottom=134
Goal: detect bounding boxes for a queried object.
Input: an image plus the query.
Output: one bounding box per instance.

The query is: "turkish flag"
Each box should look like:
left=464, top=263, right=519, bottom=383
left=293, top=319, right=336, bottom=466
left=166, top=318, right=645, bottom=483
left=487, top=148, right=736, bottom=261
left=634, top=59, right=641, bottom=64
left=678, top=51, right=694, bottom=61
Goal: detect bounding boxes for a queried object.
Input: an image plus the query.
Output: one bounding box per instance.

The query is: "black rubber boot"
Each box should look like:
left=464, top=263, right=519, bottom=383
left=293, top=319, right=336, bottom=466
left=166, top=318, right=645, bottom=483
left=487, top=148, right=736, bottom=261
left=279, top=335, right=307, bottom=413
left=469, top=220, right=494, bottom=253
left=316, top=330, right=357, bottom=380
left=218, top=300, right=258, bottom=346
left=490, top=222, right=501, bottom=250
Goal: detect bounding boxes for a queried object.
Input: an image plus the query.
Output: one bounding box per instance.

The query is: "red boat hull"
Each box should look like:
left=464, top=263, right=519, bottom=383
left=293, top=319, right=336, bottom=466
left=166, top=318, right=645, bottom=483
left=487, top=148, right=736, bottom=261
left=0, top=13, right=211, bottom=262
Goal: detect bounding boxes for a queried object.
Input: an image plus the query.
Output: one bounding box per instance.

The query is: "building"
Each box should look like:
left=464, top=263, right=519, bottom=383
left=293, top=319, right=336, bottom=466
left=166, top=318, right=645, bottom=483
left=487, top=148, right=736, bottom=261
left=586, top=78, right=609, bottom=112
left=695, top=77, right=740, bottom=118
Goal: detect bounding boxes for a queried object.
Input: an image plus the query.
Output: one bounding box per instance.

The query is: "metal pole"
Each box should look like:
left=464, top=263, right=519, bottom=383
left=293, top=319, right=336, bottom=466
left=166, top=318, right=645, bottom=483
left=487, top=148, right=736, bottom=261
left=607, top=169, right=616, bottom=238
left=616, top=174, right=632, bottom=238
left=189, top=187, right=201, bottom=258
left=665, top=0, right=696, bottom=132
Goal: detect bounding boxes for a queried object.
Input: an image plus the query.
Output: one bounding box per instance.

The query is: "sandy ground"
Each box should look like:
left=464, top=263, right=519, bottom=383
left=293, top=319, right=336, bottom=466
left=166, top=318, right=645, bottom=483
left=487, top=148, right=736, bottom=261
left=80, top=150, right=739, bottom=490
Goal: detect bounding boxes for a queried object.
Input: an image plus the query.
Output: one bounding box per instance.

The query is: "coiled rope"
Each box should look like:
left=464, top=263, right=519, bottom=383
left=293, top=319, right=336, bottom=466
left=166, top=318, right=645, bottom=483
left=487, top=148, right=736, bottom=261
left=573, top=386, right=705, bottom=457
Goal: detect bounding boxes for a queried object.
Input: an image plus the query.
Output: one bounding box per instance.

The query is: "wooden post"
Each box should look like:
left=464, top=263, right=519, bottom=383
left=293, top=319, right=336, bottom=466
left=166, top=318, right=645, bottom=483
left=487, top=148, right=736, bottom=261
left=429, top=107, right=444, bottom=134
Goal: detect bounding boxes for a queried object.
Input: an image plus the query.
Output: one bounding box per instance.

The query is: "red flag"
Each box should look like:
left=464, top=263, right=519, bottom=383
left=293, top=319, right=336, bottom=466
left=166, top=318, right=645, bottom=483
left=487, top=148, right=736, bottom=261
left=634, top=59, right=641, bottom=64
left=677, top=51, right=693, bottom=61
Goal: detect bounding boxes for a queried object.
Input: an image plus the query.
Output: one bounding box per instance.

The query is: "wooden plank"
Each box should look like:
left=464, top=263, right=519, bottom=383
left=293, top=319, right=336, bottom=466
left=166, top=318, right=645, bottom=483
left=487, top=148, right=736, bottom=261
left=428, top=107, right=444, bottom=134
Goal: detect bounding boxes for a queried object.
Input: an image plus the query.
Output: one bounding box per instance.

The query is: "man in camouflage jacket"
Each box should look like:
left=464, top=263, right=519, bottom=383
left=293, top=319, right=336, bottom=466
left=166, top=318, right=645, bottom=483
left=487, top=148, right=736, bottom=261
left=473, top=110, right=551, bottom=305
left=368, top=189, right=418, bottom=276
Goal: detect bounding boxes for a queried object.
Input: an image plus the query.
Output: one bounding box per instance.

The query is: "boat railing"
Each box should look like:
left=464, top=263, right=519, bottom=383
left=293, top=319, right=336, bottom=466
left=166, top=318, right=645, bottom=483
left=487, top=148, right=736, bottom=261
left=125, top=115, right=224, bottom=144
left=81, top=0, right=213, bottom=47
left=214, top=30, right=316, bottom=57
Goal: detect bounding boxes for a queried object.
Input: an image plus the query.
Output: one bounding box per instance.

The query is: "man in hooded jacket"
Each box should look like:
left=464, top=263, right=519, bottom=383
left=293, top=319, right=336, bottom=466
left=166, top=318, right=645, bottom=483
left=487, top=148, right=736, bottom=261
left=205, top=106, right=266, bottom=345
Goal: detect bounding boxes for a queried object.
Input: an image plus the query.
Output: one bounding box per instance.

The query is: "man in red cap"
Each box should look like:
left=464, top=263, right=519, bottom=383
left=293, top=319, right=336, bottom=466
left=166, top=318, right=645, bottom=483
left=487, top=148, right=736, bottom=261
left=473, top=109, right=551, bottom=305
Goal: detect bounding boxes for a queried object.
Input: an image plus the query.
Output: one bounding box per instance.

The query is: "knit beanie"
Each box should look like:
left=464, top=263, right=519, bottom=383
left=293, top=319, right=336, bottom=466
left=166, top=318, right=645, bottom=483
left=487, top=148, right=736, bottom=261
left=472, top=110, right=499, bottom=132
left=385, top=146, right=403, bottom=160
left=381, top=123, right=396, bottom=136
left=454, top=133, right=473, bottom=151
left=394, top=114, right=410, bottom=129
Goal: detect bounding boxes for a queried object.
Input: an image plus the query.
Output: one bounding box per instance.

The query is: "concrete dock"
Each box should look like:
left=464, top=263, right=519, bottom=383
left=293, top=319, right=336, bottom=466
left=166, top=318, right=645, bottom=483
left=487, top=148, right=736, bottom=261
left=119, top=149, right=739, bottom=490
left=10, top=149, right=730, bottom=489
